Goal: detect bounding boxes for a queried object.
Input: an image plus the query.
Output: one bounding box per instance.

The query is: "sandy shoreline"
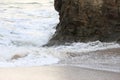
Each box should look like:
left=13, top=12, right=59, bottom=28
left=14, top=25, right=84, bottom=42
left=0, top=66, right=120, bottom=80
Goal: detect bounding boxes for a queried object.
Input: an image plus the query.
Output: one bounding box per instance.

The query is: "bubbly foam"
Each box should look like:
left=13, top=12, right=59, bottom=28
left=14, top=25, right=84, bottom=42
left=0, top=0, right=120, bottom=73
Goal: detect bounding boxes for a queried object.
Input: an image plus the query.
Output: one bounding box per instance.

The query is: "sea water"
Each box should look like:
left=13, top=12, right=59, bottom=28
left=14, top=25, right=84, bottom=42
left=0, top=0, right=120, bottom=72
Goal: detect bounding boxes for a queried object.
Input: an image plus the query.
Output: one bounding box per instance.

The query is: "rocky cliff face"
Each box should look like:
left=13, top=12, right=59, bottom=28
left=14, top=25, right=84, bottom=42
left=47, top=0, right=120, bottom=46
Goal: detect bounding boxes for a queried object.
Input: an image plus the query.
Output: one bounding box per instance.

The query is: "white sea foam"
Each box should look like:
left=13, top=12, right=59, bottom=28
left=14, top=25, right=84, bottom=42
left=0, top=0, right=120, bottom=72
left=0, top=0, right=59, bottom=67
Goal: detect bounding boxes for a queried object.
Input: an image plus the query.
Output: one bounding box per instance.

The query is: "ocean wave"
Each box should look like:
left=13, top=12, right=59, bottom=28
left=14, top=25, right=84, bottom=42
left=0, top=0, right=120, bottom=73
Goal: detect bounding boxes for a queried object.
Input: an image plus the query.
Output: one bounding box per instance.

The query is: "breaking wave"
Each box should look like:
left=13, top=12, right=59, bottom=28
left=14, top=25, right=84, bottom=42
left=0, top=0, right=120, bottom=72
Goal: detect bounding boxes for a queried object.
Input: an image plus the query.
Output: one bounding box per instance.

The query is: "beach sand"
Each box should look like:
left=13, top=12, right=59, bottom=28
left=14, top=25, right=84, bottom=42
left=0, top=66, right=120, bottom=80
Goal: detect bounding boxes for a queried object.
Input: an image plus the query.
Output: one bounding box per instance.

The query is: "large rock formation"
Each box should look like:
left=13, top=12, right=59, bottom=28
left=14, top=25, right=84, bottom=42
left=47, top=0, right=120, bottom=46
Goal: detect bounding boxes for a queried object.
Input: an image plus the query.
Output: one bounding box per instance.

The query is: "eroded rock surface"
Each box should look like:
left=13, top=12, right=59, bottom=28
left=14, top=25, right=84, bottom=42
left=47, top=0, right=120, bottom=46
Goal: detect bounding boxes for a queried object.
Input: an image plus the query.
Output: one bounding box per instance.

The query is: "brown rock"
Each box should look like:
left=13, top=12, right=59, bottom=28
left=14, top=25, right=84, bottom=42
left=47, top=0, right=120, bottom=46
left=11, top=54, right=27, bottom=60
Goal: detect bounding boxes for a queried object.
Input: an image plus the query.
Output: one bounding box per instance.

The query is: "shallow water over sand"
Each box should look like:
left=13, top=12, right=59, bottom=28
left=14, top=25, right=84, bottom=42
left=0, top=0, right=120, bottom=72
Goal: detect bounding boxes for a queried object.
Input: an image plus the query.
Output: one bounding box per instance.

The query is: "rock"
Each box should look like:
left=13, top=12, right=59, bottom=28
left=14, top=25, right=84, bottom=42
left=47, top=0, right=120, bottom=46
left=11, top=54, right=27, bottom=60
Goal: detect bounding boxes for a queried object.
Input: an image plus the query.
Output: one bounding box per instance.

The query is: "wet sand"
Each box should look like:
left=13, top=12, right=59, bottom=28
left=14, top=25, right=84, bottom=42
left=0, top=66, right=120, bottom=80
left=59, top=48, right=120, bottom=72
